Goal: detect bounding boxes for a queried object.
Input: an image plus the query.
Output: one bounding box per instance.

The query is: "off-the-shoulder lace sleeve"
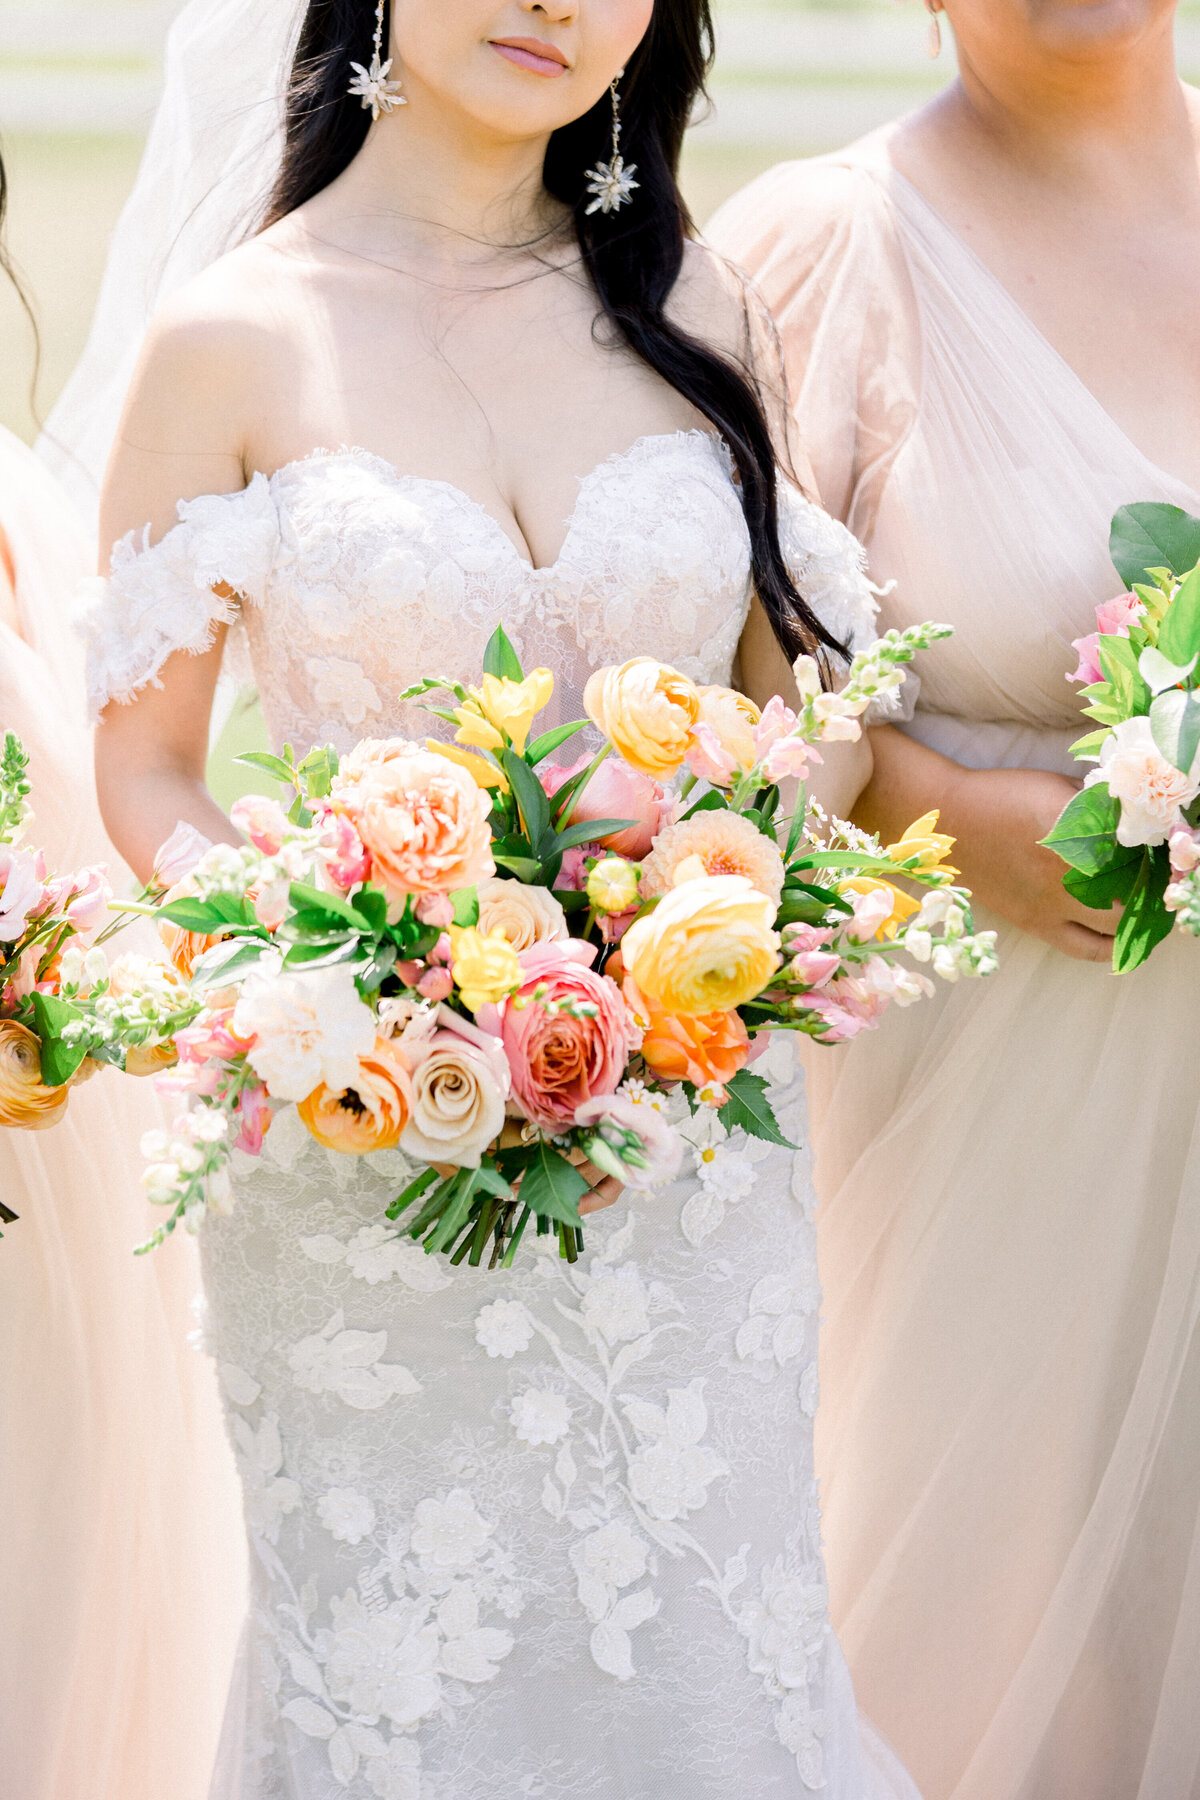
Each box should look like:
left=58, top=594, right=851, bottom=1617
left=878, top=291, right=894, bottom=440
left=777, top=482, right=913, bottom=721
left=82, top=471, right=278, bottom=722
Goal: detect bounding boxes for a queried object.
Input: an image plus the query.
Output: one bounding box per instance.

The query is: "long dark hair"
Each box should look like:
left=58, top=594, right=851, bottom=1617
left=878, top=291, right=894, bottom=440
left=265, top=0, right=842, bottom=666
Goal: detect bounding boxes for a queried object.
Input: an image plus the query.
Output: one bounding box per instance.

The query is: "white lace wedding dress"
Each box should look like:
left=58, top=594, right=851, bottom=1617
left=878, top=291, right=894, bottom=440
left=85, top=431, right=918, bottom=1800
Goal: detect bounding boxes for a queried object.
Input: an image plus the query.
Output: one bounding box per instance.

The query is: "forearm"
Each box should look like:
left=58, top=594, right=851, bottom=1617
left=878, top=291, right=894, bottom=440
left=852, top=724, right=966, bottom=842
left=97, top=762, right=237, bottom=886
left=805, top=732, right=873, bottom=823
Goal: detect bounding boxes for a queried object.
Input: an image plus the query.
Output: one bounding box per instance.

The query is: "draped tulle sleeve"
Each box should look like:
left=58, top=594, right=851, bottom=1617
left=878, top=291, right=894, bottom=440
left=82, top=471, right=278, bottom=722
left=707, top=156, right=922, bottom=546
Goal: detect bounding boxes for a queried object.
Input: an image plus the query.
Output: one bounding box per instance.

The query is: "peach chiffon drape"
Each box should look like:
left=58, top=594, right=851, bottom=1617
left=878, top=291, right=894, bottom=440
left=0, top=428, right=243, bottom=1800
left=711, top=134, right=1200, bottom=1800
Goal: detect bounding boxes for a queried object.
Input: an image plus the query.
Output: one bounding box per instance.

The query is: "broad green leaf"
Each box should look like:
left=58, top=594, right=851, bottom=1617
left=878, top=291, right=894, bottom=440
left=287, top=881, right=363, bottom=928
left=30, top=991, right=87, bottom=1087
left=501, top=749, right=551, bottom=848
left=553, top=888, right=590, bottom=912
left=357, top=942, right=398, bottom=993
left=350, top=888, right=389, bottom=933
left=1069, top=727, right=1113, bottom=761
left=156, top=896, right=234, bottom=934
left=527, top=720, right=587, bottom=764
left=1110, top=502, right=1200, bottom=588
left=450, top=885, right=480, bottom=927
left=550, top=749, right=609, bottom=822
left=1040, top=783, right=1123, bottom=875
left=546, top=818, right=638, bottom=856
left=1158, top=563, right=1200, bottom=665
left=1062, top=858, right=1139, bottom=910
left=515, top=1142, right=589, bottom=1228
left=682, top=789, right=731, bottom=820
left=1096, top=632, right=1149, bottom=716
left=721, top=1069, right=797, bottom=1149
left=1112, top=849, right=1173, bottom=973
left=494, top=853, right=543, bottom=882
left=190, top=937, right=274, bottom=987
left=282, top=940, right=364, bottom=969
left=233, top=750, right=296, bottom=786
left=482, top=623, right=524, bottom=681
left=1150, top=687, right=1200, bottom=775
left=1139, top=645, right=1198, bottom=695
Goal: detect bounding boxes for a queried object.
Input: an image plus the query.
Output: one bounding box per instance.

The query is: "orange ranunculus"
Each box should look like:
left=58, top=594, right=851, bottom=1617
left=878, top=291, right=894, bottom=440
left=125, top=1041, right=180, bottom=1078
left=0, top=1020, right=70, bottom=1129
left=298, top=1036, right=413, bottom=1155
left=583, top=658, right=701, bottom=779
left=157, top=877, right=220, bottom=979
left=625, top=975, right=751, bottom=1090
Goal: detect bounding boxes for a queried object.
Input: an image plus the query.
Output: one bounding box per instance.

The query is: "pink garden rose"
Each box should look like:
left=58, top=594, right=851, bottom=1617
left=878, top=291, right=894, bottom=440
left=541, top=754, right=669, bottom=860
left=477, top=940, right=634, bottom=1131
left=331, top=745, right=494, bottom=905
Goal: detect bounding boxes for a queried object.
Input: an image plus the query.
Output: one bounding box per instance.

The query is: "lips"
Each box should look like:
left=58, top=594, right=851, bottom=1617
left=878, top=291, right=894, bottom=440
left=489, top=38, right=569, bottom=77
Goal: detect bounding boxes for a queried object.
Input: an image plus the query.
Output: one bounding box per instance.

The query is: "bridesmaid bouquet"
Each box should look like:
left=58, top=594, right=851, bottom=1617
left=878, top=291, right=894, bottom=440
left=2, top=624, right=996, bottom=1263
left=1046, top=502, right=1200, bottom=971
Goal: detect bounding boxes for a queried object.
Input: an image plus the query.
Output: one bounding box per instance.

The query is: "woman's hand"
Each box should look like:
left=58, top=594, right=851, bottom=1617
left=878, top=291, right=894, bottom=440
left=569, top=1147, right=624, bottom=1217
left=857, top=726, right=1119, bottom=962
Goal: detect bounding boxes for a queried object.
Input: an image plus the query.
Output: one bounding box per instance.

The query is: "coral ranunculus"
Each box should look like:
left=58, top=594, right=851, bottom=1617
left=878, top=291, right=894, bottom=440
left=299, top=1037, right=413, bottom=1154
left=0, top=1019, right=69, bottom=1129
left=476, top=941, right=633, bottom=1131
left=625, top=976, right=751, bottom=1090
left=621, top=874, right=779, bottom=1017
left=333, top=744, right=495, bottom=903
left=583, top=658, right=701, bottom=779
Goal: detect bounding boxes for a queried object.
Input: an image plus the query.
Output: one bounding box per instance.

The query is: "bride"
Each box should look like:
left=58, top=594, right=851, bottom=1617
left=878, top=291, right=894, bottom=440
left=79, top=1, right=917, bottom=1793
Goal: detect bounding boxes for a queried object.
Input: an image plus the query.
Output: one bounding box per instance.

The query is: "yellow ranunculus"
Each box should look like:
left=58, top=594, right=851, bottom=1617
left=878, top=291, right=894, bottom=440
left=837, top=875, right=921, bottom=941
left=621, top=874, right=779, bottom=1017
left=455, top=669, right=555, bottom=757
left=426, top=739, right=509, bottom=793
left=885, top=810, right=959, bottom=878
left=584, top=658, right=702, bottom=779
left=0, top=1020, right=70, bottom=1129
left=449, top=925, right=522, bottom=1013
left=695, top=684, right=760, bottom=774
left=586, top=856, right=641, bottom=915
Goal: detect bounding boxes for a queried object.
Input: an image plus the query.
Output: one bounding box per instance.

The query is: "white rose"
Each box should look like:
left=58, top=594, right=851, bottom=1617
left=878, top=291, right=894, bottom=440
left=399, top=1011, right=510, bottom=1168
left=475, top=877, right=569, bottom=953
left=1089, top=715, right=1200, bottom=847
left=233, top=961, right=376, bottom=1102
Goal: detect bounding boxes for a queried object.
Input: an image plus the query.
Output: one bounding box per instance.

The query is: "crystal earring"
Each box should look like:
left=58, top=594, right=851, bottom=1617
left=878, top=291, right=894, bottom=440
left=584, top=73, right=640, bottom=216
left=348, top=0, right=406, bottom=119
left=925, top=0, right=943, bottom=60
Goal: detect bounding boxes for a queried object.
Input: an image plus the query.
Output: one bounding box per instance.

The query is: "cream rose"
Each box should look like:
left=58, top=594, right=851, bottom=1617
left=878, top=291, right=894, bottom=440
left=398, top=1007, right=511, bottom=1168
left=475, top=877, right=569, bottom=952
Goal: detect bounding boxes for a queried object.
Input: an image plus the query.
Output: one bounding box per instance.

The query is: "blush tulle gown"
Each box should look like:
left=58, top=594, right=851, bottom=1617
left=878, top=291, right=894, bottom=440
left=0, top=428, right=243, bottom=1800
left=711, top=132, right=1200, bottom=1800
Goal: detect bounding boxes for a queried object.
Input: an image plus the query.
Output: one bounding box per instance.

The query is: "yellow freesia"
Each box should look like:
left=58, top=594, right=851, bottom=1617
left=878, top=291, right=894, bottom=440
left=426, top=739, right=509, bottom=793
left=837, top=875, right=921, bottom=941
left=455, top=669, right=555, bottom=757
left=884, top=810, right=959, bottom=878
left=449, top=925, right=522, bottom=1013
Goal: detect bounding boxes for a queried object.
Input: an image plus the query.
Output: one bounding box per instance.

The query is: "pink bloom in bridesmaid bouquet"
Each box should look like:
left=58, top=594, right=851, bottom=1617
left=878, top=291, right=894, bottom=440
left=233, top=1082, right=273, bottom=1155
left=0, top=847, right=46, bottom=942
left=317, top=807, right=371, bottom=891
left=64, top=866, right=113, bottom=935
left=154, top=820, right=213, bottom=886
left=333, top=748, right=494, bottom=903
left=231, top=795, right=290, bottom=856
left=477, top=941, right=631, bottom=1131
left=1068, top=592, right=1146, bottom=685
left=542, top=754, right=668, bottom=859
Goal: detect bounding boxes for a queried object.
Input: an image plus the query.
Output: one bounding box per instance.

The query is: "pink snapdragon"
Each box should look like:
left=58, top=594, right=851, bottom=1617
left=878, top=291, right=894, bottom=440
left=1169, top=823, right=1200, bottom=876
left=64, top=866, right=112, bottom=935
left=154, top=821, right=213, bottom=886
left=0, top=846, right=47, bottom=942
left=317, top=807, right=371, bottom=890
left=685, top=721, right=739, bottom=788
left=233, top=1082, right=273, bottom=1155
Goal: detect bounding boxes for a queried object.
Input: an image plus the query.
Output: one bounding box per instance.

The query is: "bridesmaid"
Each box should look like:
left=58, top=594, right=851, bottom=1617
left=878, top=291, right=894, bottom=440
left=0, top=159, right=243, bottom=1800
left=710, top=3, right=1200, bottom=1798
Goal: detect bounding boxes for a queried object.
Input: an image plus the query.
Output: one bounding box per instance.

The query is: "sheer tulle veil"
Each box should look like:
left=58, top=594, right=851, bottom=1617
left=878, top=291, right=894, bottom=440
left=38, top=0, right=304, bottom=519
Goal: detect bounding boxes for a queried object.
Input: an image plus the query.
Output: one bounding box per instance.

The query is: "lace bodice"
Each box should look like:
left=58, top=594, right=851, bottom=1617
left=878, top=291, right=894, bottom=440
left=84, top=431, right=880, bottom=747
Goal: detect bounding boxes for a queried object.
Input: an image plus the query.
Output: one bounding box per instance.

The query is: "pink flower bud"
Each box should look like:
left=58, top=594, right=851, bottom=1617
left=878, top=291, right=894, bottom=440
left=65, top=865, right=113, bottom=935
left=543, top=753, right=668, bottom=859
left=231, top=796, right=289, bottom=856
left=416, top=892, right=455, bottom=929
left=416, top=965, right=454, bottom=1002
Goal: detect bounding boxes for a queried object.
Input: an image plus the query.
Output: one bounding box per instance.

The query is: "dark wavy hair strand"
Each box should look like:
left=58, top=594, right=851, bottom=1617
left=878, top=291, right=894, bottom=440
left=265, top=0, right=842, bottom=666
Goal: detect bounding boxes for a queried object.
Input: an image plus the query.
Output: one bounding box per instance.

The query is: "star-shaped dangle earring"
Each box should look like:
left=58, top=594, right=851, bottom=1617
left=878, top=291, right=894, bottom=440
left=348, top=0, right=406, bottom=120
left=585, top=73, right=639, bottom=216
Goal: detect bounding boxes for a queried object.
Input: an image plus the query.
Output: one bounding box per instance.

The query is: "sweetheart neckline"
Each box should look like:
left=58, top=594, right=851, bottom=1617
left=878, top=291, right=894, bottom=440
left=261, top=429, right=731, bottom=576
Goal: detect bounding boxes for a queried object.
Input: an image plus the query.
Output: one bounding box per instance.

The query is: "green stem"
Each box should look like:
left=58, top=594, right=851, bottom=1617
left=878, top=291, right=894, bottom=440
left=500, top=1203, right=533, bottom=1268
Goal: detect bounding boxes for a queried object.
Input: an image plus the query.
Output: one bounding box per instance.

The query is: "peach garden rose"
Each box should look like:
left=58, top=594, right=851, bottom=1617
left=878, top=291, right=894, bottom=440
left=332, top=743, right=495, bottom=904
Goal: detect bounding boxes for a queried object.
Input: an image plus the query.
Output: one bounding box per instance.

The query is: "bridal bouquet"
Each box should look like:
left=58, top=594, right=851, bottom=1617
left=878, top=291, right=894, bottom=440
left=4, top=623, right=996, bottom=1263
left=1045, top=502, right=1200, bottom=970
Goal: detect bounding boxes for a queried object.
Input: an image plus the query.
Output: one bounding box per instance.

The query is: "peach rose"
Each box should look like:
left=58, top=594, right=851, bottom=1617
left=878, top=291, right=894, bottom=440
left=621, top=874, right=779, bottom=1016
left=298, top=1036, right=412, bottom=1154
left=332, top=745, right=494, bottom=904
left=695, top=683, right=761, bottom=773
left=625, top=974, right=751, bottom=1090
left=0, top=1020, right=69, bottom=1129
left=584, top=659, right=701, bottom=779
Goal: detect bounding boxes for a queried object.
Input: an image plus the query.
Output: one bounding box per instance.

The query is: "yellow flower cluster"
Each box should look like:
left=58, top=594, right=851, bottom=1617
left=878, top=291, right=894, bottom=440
left=454, top=670, right=555, bottom=757
left=449, top=925, right=522, bottom=1012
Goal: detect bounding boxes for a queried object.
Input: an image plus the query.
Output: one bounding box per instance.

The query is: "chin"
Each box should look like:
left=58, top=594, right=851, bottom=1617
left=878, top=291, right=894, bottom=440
left=1026, top=0, right=1176, bottom=45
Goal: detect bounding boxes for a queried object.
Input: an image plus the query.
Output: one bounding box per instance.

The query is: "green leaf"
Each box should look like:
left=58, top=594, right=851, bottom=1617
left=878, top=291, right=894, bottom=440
left=30, top=991, right=87, bottom=1088
left=1150, top=686, right=1200, bottom=775
left=1110, top=502, right=1200, bottom=588
left=682, top=789, right=731, bottom=820
left=501, top=749, right=551, bottom=848
left=350, top=888, right=389, bottom=934
left=515, top=1141, right=589, bottom=1228
left=1062, top=857, right=1140, bottom=910
left=721, top=1069, right=797, bottom=1149
left=1069, top=727, right=1113, bottom=760
left=155, top=896, right=233, bottom=934
left=494, top=854, right=543, bottom=883
left=189, top=937, right=274, bottom=987
left=450, top=885, right=480, bottom=928
left=526, top=720, right=587, bottom=764
left=1158, top=563, right=1200, bottom=665
left=553, top=888, right=590, bottom=912
left=482, top=623, right=524, bottom=681
left=546, top=818, right=638, bottom=856
left=233, top=750, right=296, bottom=786
left=1140, top=645, right=1199, bottom=695
left=357, top=941, right=398, bottom=993
left=1040, top=783, right=1123, bottom=875
left=287, top=881, right=364, bottom=928
left=1112, top=849, right=1173, bottom=973
left=282, top=940, right=363, bottom=969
